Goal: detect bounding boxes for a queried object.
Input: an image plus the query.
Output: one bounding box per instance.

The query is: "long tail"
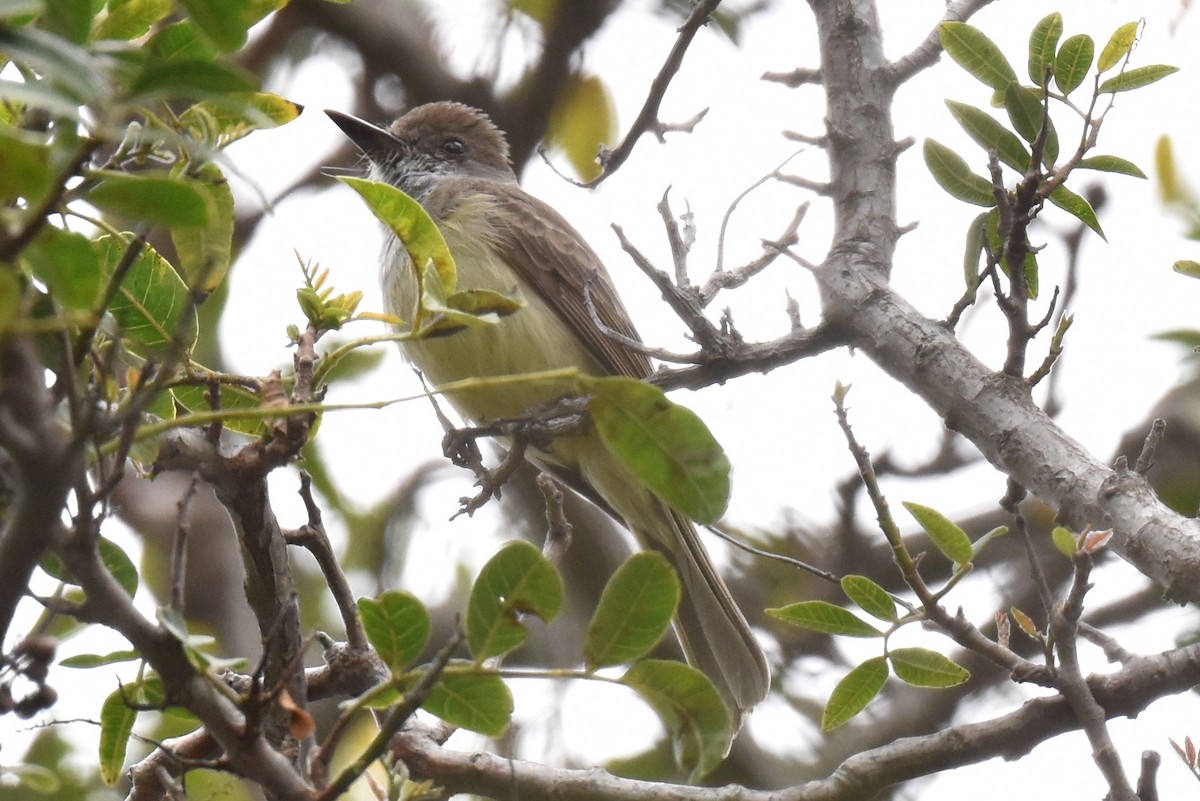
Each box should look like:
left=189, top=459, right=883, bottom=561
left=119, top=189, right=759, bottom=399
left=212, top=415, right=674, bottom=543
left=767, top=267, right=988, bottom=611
left=549, top=441, right=771, bottom=721
left=653, top=506, right=770, bottom=722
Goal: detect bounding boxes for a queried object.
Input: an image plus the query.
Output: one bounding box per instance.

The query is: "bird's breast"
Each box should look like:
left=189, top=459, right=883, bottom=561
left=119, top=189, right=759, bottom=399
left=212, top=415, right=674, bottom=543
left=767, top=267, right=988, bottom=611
left=380, top=197, right=603, bottom=423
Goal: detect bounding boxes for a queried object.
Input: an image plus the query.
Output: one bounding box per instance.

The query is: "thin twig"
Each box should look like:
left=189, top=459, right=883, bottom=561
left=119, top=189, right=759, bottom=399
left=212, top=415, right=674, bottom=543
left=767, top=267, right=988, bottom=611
left=316, top=628, right=465, bottom=801
left=762, top=67, right=821, bottom=86
left=713, top=152, right=804, bottom=275
left=169, top=473, right=202, bottom=614
left=887, top=0, right=998, bottom=84
left=835, top=392, right=1047, bottom=679
left=1134, top=418, right=1166, bottom=476
left=536, top=474, right=572, bottom=566
left=577, top=0, right=724, bottom=187
left=611, top=223, right=721, bottom=353
left=1050, top=548, right=1138, bottom=800
left=1078, top=622, right=1136, bottom=665
left=284, top=472, right=369, bottom=651
left=1137, top=751, right=1161, bottom=801
left=582, top=281, right=702, bottom=364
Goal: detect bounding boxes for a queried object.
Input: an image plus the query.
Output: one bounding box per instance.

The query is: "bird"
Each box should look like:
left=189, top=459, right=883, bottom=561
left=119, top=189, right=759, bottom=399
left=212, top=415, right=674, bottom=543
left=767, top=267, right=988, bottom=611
left=326, top=101, right=769, bottom=718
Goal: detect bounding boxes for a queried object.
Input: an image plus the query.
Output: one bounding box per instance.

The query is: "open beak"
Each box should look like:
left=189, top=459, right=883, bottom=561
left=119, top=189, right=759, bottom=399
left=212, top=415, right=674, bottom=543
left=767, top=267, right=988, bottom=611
left=325, top=110, right=403, bottom=158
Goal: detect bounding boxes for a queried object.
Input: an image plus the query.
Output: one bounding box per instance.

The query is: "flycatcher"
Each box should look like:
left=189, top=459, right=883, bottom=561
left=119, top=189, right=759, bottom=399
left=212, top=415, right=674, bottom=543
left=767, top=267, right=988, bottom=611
left=327, top=102, right=769, bottom=716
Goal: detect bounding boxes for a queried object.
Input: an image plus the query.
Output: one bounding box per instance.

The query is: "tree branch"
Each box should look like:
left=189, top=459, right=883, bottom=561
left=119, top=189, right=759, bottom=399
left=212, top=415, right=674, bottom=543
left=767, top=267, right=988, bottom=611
left=390, top=641, right=1200, bottom=801
left=887, top=0, right=999, bottom=85
left=581, top=0, right=725, bottom=187
left=0, top=337, right=80, bottom=650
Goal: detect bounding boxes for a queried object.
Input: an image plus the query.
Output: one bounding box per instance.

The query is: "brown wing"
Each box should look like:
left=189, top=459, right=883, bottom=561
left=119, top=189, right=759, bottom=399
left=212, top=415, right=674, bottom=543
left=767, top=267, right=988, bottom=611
left=476, top=182, right=653, bottom=381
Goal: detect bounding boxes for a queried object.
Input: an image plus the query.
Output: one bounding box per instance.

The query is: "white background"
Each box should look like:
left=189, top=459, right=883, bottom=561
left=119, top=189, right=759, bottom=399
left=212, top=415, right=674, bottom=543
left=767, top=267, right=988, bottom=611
left=7, top=1, right=1200, bottom=798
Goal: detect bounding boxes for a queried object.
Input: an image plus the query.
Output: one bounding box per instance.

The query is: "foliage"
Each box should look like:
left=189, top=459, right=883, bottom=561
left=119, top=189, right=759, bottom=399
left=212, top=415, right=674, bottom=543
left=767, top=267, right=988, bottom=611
left=0, top=2, right=1197, bottom=801
left=0, top=0, right=739, bottom=793
left=928, top=15, right=1175, bottom=307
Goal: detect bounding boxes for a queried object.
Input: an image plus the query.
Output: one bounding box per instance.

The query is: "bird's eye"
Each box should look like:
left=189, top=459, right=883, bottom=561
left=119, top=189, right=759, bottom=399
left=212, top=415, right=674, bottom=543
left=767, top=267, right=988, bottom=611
left=442, top=137, right=465, bottom=156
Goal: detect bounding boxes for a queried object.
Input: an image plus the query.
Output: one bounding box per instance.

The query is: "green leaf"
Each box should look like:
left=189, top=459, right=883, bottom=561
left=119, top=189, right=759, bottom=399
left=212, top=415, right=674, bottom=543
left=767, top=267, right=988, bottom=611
left=39, top=536, right=138, bottom=597
left=0, top=0, right=43, bottom=21
left=87, top=170, right=211, bottom=228
left=580, top=375, right=731, bottom=524
left=621, top=660, right=732, bottom=780
left=822, top=656, right=888, bottom=731
left=1174, top=260, right=1200, bottom=279
left=178, top=0, right=281, bottom=52
left=1027, top=13, right=1063, bottom=84
left=59, top=650, right=141, bottom=668
left=585, top=552, right=680, bottom=669
left=603, top=738, right=681, bottom=782
left=509, top=0, right=558, bottom=26
left=98, top=677, right=167, bottom=786
left=156, top=607, right=200, bottom=647
left=0, top=79, right=85, bottom=119
left=98, top=687, right=138, bottom=786
left=1021, top=251, right=1039, bottom=301
left=1048, top=184, right=1105, bottom=240
left=945, top=100, right=1029, bottom=172
left=1003, top=84, right=1058, bottom=165
left=902, top=501, right=974, bottom=565
left=970, top=525, right=1008, bottom=559
left=168, top=381, right=266, bottom=436
left=128, top=59, right=255, bottom=100
left=4, top=763, right=60, bottom=794
left=93, top=0, right=173, bottom=41
left=338, top=176, right=456, bottom=320
left=444, top=288, right=524, bottom=319
left=466, top=541, right=563, bottom=661
left=939, top=22, right=1017, bottom=91
left=358, top=590, right=430, bottom=673
left=413, top=262, right=524, bottom=337
left=1097, top=22, right=1139, bottom=73
left=922, top=139, right=996, bottom=207
left=1051, top=525, right=1077, bottom=556
left=888, top=647, right=970, bottom=688
left=423, top=669, right=512, bottom=736
left=1098, top=64, right=1179, bottom=94
left=99, top=537, right=139, bottom=597
left=1156, top=135, right=1193, bottom=206
left=179, top=91, right=302, bottom=146
left=840, top=575, right=897, bottom=623
left=96, top=236, right=199, bottom=356
left=146, top=20, right=219, bottom=64
left=178, top=0, right=246, bottom=50
left=0, top=272, right=21, bottom=330
left=1077, top=154, right=1145, bottom=179
left=170, top=163, right=233, bottom=297
left=963, top=211, right=988, bottom=299
left=767, top=600, right=882, bottom=637
left=39, top=0, right=89, bottom=44
left=1053, top=34, right=1094, bottom=94
left=21, top=225, right=103, bottom=311
left=0, top=26, right=107, bottom=103
left=0, top=125, right=53, bottom=205
left=545, top=74, right=615, bottom=181
left=1011, top=606, right=1041, bottom=640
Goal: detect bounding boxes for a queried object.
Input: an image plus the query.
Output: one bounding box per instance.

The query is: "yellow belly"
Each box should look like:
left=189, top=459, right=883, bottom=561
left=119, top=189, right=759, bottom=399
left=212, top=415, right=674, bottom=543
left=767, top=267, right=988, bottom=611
left=379, top=208, right=604, bottom=423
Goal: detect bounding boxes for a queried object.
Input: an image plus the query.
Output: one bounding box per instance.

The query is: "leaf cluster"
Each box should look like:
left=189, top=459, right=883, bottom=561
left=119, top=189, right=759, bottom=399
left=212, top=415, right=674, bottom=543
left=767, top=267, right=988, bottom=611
left=353, top=544, right=730, bottom=780
left=1, top=0, right=302, bottom=462
left=927, top=15, right=1176, bottom=305
left=769, top=501, right=1005, bottom=731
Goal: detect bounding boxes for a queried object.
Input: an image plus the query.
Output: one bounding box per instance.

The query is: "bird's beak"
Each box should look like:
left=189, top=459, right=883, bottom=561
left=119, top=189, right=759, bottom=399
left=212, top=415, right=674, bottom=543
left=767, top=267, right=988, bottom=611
left=325, top=110, right=403, bottom=158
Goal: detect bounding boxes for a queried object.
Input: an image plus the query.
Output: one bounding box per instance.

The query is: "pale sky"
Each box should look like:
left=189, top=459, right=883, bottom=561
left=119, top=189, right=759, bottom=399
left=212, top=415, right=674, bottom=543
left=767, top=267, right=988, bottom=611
left=6, top=2, right=1200, bottom=797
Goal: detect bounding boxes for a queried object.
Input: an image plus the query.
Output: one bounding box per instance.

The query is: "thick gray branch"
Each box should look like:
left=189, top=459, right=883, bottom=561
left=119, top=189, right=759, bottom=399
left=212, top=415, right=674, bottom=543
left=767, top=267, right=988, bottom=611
left=806, top=0, right=1200, bottom=601
left=390, top=642, right=1200, bottom=801
left=819, top=264, right=1200, bottom=601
